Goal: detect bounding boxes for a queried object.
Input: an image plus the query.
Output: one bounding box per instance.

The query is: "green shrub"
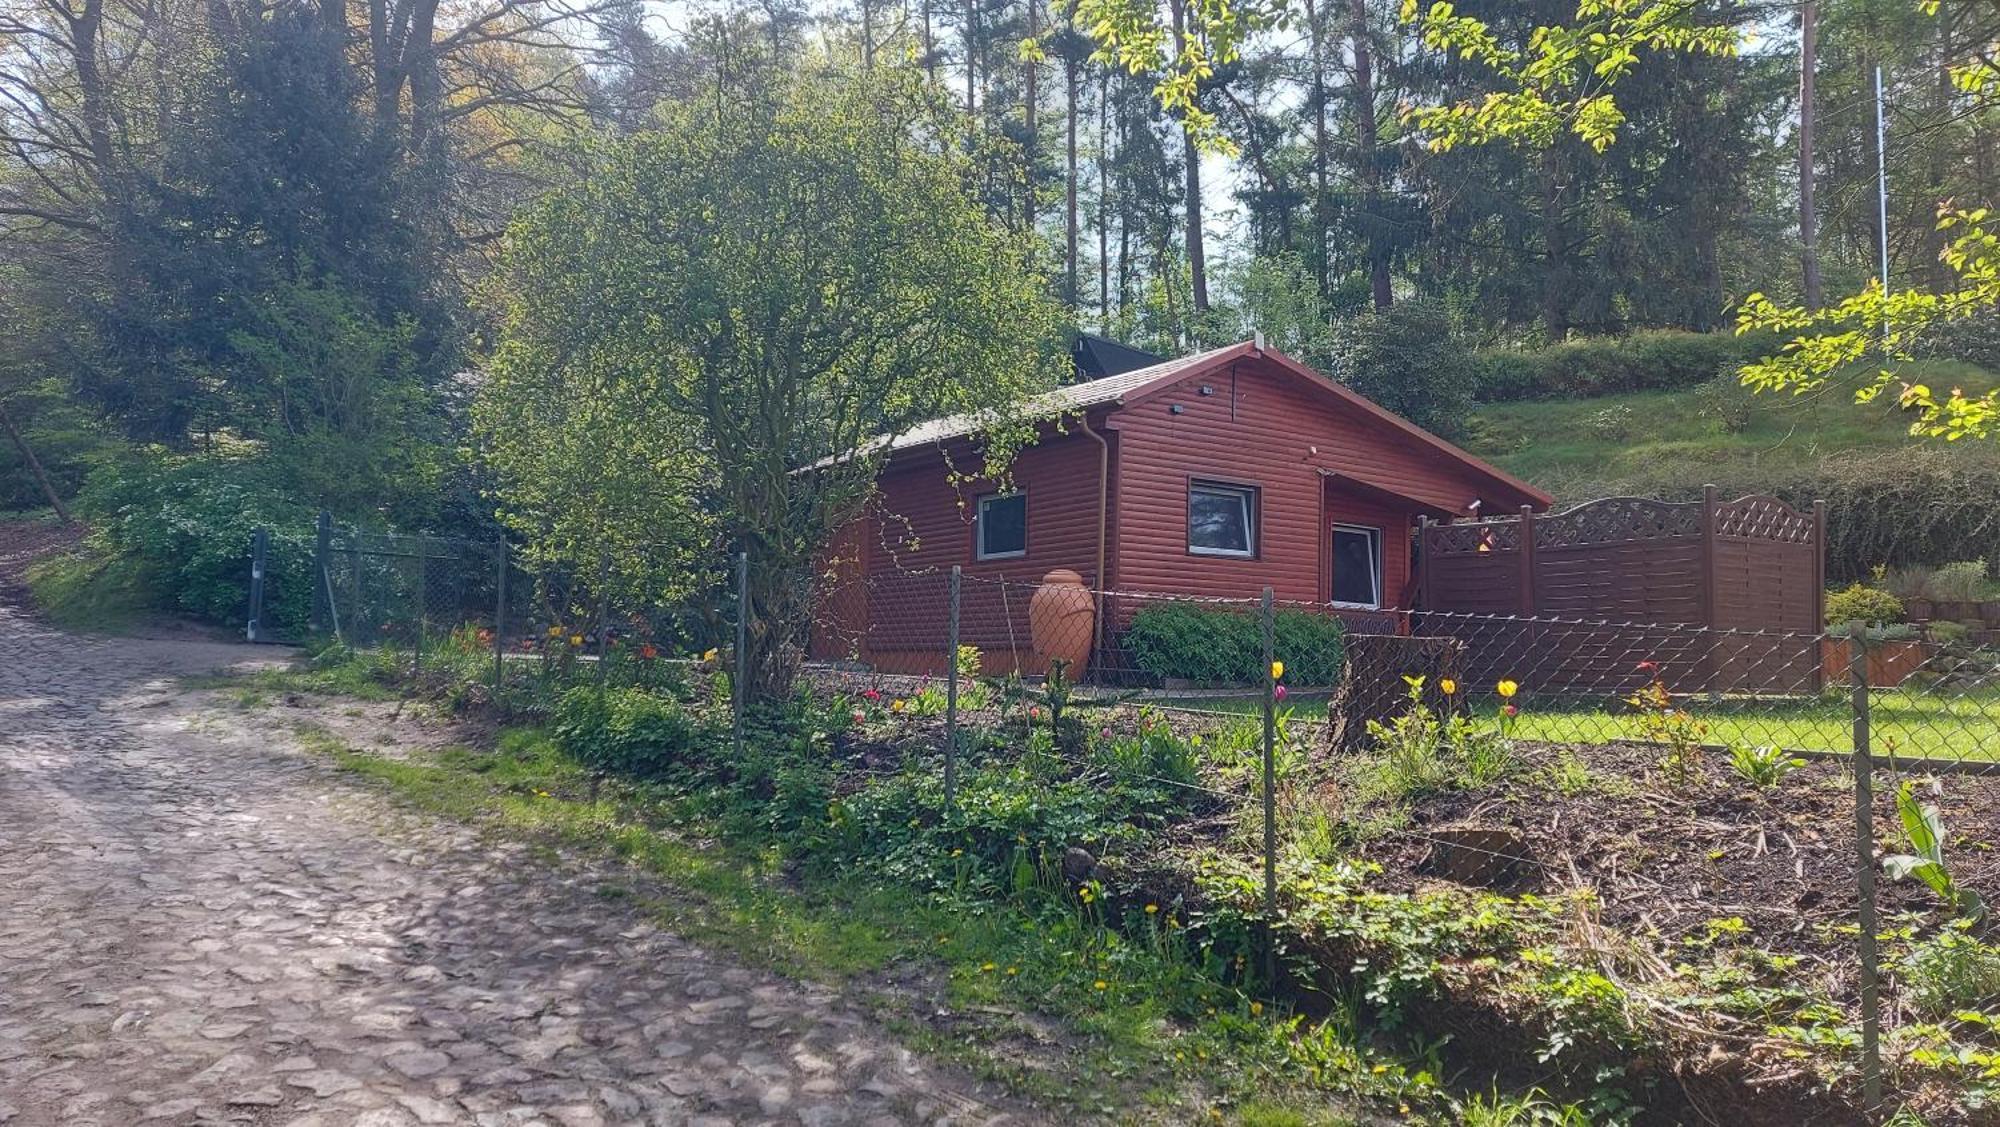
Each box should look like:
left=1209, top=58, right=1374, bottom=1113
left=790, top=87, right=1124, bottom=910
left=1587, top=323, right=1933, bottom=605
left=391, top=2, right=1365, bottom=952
left=1897, top=923, right=2000, bottom=1018
left=1584, top=405, right=1635, bottom=441
left=1122, top=602, right=1345, bottom=687
left=1924, top=559, right=1990, bottom=602
left=551, top=685, right=698, bottom=777
left=78, top=453, right=319, bottom=633
left=1327, top=298, right=1478, bottom=438
left=1470, top=330, right=1781, bottom=403
left=1824, top=583, right=1905, bottom=628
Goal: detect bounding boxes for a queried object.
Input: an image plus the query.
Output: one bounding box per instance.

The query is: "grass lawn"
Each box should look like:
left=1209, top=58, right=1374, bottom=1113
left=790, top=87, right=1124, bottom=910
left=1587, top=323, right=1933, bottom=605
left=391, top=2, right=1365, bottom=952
left=1486, top=684, right=2000, bottom=765
left=1466, top=360, right=2000, bottom=499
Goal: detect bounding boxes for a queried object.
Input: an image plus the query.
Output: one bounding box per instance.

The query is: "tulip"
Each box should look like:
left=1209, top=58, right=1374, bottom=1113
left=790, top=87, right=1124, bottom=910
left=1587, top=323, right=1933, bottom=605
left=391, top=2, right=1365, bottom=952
left=1496, top=679, right=1518, bottom=699
left=1439, top=678, right=1457, bottom=695
left=1270, top=660, right=1285, bottom=680
left=1273, top=684, right=1289, bottom=702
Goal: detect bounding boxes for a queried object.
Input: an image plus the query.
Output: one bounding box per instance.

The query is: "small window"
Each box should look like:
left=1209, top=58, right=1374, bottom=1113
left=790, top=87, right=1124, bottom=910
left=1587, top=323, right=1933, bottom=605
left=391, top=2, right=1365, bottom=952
left=976, top=492, right=1027, bottom=559
left=1188, top=481, right=1257, bottom=557
left=1331, top=524, right=1383, bottom=608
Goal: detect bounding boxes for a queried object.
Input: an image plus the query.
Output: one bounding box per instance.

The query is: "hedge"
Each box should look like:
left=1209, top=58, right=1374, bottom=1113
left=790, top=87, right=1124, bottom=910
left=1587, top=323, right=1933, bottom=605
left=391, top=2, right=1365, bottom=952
left=1471, top=330, right=1784, bottom=403
left=1121, top=601, right=1346, bottom=687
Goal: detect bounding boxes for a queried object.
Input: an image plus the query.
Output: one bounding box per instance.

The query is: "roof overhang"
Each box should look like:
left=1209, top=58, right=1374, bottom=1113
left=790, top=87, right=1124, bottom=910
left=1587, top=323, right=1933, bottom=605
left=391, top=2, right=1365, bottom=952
left=1318, top=470, right=1467, bottom=519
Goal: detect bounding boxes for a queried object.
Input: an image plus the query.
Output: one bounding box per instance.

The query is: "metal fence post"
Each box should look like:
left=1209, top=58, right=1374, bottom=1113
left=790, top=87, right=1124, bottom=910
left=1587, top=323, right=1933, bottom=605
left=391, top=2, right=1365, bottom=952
left=413, top=538, right=428, bottom=676
left=1849, top=634, right=1884, bottom=1113
left=595, top=550, right=611, bottom=692
left=311, top=509, right=332, bottom=635
left=1260, top=585, right=1278, bottom=987
left=246, top=527, right=269, bottom=643
left=734, top=549, right=748, bottom=760
left=492, top=539, right=508, bottom=693
left=946, top=565, right=960, bottom=809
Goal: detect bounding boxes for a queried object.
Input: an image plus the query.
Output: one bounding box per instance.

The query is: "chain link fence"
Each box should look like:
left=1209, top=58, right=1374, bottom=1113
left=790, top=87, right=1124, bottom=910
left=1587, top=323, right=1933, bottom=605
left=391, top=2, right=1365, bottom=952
left=259, top=520, right=2000, bottom=1116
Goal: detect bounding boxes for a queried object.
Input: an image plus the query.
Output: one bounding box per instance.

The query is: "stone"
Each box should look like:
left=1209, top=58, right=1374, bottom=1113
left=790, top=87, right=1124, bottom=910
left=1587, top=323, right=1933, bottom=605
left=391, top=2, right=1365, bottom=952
left=227, top=1088, right=285, bottom=1107
left=386, top=1049, right=452, bottom=1079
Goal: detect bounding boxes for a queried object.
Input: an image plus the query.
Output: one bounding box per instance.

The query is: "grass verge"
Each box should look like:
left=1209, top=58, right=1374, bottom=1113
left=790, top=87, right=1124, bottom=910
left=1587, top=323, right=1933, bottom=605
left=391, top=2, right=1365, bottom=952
left=296, top=722, right=1426, bottom=1125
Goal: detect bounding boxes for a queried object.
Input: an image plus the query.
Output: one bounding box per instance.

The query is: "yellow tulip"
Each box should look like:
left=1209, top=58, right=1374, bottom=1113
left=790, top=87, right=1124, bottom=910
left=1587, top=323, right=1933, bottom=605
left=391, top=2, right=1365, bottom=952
left=702, top=647, right=719, bottom=662
left=1270, top=660, right=1285, bottom=680
left=1497, top=679, right=1518, bottom=699
left=1439, top=678, right=1457, bottom=695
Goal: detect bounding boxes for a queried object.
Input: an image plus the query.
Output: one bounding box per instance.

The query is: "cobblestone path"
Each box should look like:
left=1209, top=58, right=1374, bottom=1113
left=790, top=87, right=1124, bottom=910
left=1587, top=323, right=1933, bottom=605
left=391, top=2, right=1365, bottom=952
left=0, top=595, right=1037, bottom=1127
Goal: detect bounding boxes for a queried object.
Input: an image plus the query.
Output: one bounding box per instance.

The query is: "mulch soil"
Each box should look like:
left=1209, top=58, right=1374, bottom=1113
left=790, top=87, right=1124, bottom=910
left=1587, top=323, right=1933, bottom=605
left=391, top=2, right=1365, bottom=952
left=1347, top=740, right=2000, bottom=972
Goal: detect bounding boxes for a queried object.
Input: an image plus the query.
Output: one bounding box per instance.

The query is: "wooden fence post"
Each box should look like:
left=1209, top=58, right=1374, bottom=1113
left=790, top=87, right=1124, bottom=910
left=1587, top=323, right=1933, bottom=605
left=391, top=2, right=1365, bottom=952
left=1517, top=504, right=1537, bottom=617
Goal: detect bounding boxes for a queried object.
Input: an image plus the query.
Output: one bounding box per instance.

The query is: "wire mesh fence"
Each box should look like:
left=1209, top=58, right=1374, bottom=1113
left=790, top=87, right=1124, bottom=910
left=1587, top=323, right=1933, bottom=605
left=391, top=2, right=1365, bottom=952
left=266, top=521, right=2000, bottom=1115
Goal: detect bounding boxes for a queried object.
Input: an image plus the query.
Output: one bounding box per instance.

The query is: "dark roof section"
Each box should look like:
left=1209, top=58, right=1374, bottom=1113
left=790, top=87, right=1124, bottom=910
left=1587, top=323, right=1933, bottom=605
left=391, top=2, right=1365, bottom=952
left=1070, top=333, right=1164, bottom=382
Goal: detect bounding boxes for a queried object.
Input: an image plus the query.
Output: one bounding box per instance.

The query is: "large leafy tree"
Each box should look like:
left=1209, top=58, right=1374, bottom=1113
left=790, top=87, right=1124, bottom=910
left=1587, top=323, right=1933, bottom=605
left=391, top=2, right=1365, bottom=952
left=478, top=65, right=1066, bottom=699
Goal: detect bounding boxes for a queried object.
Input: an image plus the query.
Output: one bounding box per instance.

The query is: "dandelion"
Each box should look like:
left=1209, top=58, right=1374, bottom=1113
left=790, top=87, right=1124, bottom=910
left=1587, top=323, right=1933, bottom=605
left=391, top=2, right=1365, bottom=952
left=702, top=647, right=719, bottom=662
left=1496, top=679, right=1518, bottom=699
left=950, top=848, right=963, bottom=858
left=980, top=962, right=996, bottom=972
left=1006, top=966, right=1019, bottom=975
left=569, top=634, right=584, bottom=647
left=1093, top=980, right=1107, bottom=991
left=1270, top=660, right=1285, bottom=680
left=1249, top=1001, right=1263, bottom=1016
left=1144, top=903, right=1158, bottom=914
left=1439, top=678, right=1457, bottom=695
left=1273, top=684, right=1289, bottom=702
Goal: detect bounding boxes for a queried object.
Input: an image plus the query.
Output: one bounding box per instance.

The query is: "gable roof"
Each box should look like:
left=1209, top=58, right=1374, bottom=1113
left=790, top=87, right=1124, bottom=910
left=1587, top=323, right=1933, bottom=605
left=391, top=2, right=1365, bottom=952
left=819, top=340, right=1554, bottom=509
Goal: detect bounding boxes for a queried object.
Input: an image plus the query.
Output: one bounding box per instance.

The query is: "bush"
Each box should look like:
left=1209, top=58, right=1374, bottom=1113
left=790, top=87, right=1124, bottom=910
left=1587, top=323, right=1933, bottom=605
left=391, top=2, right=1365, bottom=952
left=1584, top=405, right=1635, bottom=441
left=1825, top=583, right=1905, bottom=628
left=1327, top=299, right=1478, bottom=438
left=1470, top=330, right=1781, bottom=403
left=552, top=685, right=698, bottom=777
left=1924, top=559, right=1990, bottom=602
left=77, top=453, right=319, bottom=632
left=1122, top=601, right=1345, bottom=687
left=1898, top=923, right=2000, bottom=1019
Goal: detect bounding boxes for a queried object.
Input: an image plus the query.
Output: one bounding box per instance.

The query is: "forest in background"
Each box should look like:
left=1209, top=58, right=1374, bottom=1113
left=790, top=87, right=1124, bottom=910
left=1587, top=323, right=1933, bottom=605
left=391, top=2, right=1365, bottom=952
left=5, top=0, right=2000, bottom=612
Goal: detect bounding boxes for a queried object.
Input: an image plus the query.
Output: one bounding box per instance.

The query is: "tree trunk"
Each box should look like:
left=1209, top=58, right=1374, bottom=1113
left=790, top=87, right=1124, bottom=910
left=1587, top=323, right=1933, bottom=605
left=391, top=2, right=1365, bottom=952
left=1799, top=0, right=1823, bottom=309
left=1170, top=0, right=1208, bottom=316
left=1303, top=0, right=1331, bottom=297
left=1099, top=66, right=1111, bottom=328
left=0, top=400, right=74, bottom=523
left=922, top=0, right=935, bottom=82
left=1063, top=9, right=1080, bottom=307
left=1024, top=0, right=1038, bottom=232
left=1351, top=0, right=1390, bottom=309
left=1540, top=148, right=1570, bottom=341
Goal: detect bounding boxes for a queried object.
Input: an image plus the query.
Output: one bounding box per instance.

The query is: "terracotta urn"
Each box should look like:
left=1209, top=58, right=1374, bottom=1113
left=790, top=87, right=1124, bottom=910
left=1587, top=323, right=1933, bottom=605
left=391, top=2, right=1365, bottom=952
left=1028, top=568, right=1095, bottom=676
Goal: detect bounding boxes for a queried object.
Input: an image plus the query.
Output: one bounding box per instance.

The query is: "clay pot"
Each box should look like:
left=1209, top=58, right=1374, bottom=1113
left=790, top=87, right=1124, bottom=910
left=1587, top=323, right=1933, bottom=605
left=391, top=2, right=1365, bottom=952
left=1028, top=568, right=1095, bottom=676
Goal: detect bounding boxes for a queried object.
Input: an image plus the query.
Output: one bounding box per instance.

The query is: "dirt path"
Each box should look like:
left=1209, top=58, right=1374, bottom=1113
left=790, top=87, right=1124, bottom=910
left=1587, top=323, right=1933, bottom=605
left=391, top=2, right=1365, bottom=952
left=0, top=538, right=1037, bottom=1126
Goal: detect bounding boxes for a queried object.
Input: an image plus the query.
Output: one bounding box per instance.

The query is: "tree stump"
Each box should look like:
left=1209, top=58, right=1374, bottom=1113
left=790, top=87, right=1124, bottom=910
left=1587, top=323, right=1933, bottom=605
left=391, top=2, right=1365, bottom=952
left=1325, top=634, right=1467, bottom=757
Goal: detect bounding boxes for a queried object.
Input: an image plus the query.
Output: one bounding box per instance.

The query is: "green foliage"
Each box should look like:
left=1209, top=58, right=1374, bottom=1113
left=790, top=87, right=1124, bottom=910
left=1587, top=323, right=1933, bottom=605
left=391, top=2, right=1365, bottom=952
left=551, top=686, right=699, bottom=778
left=1471, top=331, right=1776, bottom=403
left=1362, top=676, right=1514, bottom=797
left=1897, top=922, right=2000, bottom=1019
left=1884, top=782, right=1986, bottom=920
left=1122, top=602, right=1345, bottom=687
left=1325, top=299, right=1479, bottom=438
left=1727, top=744, right=1805, bottom=790
left=1925, top=560, right=1991, bottom=602
left=480, top=66, right=1064, bottom=700
left=1583, top=405, right=1634, bottom=442
left=1826, top=583, right=1906, bottom=628
left=77, top=454, right=319, bottom=632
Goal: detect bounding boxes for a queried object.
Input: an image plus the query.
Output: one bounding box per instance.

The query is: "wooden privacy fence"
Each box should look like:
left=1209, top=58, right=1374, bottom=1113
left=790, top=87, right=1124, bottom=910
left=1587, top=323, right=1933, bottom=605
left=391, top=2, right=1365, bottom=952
left=1415, top=489, right=1827, bottom=695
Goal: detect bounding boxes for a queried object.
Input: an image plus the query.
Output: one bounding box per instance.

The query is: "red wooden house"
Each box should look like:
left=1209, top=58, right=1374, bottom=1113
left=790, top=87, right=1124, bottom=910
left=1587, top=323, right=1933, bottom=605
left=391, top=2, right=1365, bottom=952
left=810, top=339, right=1552, bottom=676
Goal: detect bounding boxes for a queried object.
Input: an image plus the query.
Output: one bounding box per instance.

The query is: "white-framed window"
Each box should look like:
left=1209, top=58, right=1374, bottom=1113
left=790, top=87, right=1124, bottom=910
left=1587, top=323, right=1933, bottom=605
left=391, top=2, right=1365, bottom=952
left=976, top=492, right=1027, bottom=560
left=1330, top=524, right=1383, bottom=608
left=1188, top=481, right=1257, bottom=558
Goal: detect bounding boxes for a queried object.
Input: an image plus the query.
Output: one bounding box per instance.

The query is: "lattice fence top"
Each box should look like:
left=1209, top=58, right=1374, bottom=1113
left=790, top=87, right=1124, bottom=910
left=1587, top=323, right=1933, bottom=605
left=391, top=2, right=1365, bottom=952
left=1713, top=494, right=1818, bottom=544
left=1428, top=493, right=1818, bottom=554
left=1534, top=496, right=1703, bottom=548
left=1426, top=519, right=1521, bottom=556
